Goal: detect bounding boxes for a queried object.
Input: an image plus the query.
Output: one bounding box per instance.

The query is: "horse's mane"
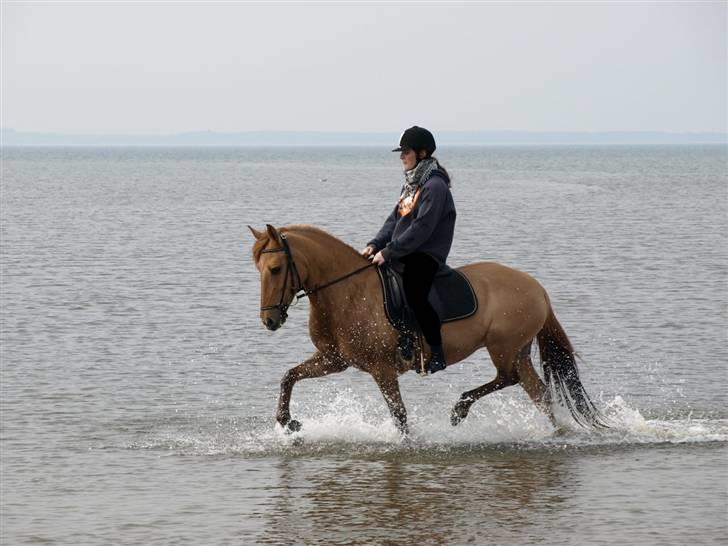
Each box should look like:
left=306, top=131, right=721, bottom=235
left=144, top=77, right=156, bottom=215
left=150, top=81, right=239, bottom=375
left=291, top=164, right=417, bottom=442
left=252, top=224, right=363, bottom=263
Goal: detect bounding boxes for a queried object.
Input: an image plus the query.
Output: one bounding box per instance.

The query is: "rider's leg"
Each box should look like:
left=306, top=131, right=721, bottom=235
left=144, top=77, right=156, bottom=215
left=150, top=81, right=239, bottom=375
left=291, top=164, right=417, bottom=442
left=400, top=253, right=446, bottom=373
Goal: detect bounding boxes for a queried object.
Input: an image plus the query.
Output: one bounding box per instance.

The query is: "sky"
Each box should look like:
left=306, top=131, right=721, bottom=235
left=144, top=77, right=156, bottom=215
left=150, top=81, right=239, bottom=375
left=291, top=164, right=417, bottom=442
left=2, top=1, right=726, bottom=135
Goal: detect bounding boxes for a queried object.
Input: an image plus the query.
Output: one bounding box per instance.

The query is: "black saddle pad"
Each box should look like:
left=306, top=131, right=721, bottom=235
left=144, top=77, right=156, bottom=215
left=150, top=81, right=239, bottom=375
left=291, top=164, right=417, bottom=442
left=377, top=262, right=478, bottom=333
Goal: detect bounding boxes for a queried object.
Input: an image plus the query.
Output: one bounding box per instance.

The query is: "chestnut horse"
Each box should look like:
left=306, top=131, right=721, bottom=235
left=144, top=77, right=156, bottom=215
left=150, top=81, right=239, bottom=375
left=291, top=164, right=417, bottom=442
left=249, top=223, right=606, bottom=435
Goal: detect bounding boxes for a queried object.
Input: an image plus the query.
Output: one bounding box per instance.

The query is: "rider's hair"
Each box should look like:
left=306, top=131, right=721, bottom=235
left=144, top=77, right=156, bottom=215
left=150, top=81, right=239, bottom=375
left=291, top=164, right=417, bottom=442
left=417, top=150, right=451, bottom=186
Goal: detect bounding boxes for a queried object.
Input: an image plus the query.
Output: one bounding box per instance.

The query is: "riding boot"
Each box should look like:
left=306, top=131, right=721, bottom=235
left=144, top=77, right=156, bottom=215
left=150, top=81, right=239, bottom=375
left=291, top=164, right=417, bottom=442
left=397, top=331, right=416, bottom=363
left=427, top=344, right=447, bottom=374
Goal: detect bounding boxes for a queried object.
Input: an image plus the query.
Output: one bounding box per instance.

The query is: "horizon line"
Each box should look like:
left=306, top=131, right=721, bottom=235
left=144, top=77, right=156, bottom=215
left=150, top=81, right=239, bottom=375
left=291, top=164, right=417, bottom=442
left=3, top=127, right=726, bottom=135
left=2, top=127, right=726, bottom=146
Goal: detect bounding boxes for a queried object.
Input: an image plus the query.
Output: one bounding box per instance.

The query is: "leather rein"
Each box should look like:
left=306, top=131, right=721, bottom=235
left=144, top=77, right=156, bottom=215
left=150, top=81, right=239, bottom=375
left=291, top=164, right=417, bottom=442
left=260, top=233, right=376, bottom=321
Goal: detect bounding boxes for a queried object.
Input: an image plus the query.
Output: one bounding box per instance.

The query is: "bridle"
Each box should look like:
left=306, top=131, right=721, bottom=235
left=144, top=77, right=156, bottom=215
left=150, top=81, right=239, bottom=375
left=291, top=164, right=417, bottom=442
left=259, top=233, right=303, bottom=324
left=259, top=233, right=376, bottom=324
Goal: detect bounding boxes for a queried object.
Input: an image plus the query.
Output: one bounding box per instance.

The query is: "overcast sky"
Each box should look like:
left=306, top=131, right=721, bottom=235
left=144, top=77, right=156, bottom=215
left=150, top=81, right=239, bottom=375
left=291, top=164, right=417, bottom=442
left=2, top=1, right=726, bottom=134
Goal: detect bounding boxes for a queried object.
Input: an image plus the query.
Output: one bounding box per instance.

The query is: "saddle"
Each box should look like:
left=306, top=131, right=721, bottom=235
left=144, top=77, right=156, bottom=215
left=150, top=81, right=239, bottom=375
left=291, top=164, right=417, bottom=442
left=376, top=261, right=478, bottom=340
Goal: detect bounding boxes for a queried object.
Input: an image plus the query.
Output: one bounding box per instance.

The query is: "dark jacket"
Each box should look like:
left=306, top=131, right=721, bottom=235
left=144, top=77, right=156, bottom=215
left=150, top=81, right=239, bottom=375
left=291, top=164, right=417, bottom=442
left=367, top=172, right=456, bottom=264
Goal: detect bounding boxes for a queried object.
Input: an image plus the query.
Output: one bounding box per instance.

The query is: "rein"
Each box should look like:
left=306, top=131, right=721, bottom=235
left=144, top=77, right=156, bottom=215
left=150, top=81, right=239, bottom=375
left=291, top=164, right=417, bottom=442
left=260, top=233, right=376, bottom=319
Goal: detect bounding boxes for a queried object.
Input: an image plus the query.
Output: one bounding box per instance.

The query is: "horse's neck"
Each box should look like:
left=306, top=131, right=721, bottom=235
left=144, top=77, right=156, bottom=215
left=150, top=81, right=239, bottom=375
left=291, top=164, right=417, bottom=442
left=296, top=231, right=368, bottom=293
left=292, top=230, right=381, bottom=326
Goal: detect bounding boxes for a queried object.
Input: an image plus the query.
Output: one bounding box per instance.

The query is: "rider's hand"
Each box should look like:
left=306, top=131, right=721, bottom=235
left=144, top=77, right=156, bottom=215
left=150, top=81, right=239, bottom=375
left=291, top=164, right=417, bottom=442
left=360, top=245, right=376, bottom=258
left=371, top=251, right=386, bottom=266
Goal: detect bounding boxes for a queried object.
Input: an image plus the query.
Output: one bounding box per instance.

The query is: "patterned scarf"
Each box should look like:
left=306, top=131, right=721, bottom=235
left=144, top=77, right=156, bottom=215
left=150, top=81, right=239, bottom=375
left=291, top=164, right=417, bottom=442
left=397, top=157, right=439, bottom=217
left=401, top=157, right=439, bottom=202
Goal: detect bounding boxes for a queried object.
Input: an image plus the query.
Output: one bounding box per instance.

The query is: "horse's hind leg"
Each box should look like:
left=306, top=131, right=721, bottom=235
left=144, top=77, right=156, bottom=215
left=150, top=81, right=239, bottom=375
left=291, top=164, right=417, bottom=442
left=450, top=374, right=515, bottom=426
left=514, top=342, right=556, bottom=425
left=451, top=342, right=519, bottom=426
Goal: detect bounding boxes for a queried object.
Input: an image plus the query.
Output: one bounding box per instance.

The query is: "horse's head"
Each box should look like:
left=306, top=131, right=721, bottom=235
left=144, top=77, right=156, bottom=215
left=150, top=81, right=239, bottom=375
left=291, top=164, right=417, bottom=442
left=249, top=224, right=306, bottom=331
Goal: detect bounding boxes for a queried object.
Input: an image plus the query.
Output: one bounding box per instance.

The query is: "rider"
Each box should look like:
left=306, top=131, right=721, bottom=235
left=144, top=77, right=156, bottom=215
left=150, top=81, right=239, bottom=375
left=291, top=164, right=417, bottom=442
left=361, top=126, right=456, bottom=374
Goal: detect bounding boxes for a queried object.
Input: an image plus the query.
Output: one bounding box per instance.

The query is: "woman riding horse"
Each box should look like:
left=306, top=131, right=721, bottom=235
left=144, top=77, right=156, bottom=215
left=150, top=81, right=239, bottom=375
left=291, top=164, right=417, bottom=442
left=361, top=126, right=455, bottom=374
left=249, top=132, right=607, bottom=434
left=250, top=223, right=607, bottom=435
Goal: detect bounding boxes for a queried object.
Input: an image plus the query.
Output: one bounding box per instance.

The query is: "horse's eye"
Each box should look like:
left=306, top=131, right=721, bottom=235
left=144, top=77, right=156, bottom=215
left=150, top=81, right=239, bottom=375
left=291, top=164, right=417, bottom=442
left=270, top=266, right=282, bottom=274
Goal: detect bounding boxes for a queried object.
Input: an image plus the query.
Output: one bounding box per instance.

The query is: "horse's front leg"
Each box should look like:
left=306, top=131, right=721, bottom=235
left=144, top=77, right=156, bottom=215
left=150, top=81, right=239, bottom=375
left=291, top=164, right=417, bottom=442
left=277, top=351, right=347, bottom=432
left=370, top=366, right=408, bottom=436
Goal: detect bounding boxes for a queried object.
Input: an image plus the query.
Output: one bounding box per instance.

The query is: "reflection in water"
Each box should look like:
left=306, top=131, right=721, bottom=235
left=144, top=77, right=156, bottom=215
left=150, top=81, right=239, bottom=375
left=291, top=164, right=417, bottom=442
left=257, top=449, right=569, bottom=545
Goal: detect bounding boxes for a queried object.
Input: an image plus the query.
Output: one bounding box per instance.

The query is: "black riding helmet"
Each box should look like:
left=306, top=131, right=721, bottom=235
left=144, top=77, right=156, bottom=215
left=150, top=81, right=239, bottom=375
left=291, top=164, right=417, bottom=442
left=392, top=126, right=436, bottom=155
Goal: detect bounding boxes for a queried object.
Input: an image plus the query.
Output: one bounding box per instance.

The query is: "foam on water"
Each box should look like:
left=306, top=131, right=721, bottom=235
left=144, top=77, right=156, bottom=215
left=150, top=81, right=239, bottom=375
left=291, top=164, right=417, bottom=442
left=123, top=394, right=728, bottom=458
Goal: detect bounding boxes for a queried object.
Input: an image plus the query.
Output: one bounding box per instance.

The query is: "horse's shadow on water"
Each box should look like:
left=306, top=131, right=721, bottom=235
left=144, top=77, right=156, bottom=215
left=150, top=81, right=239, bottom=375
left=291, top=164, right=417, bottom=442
left=255, top=442, right=574, bottom=545
left=249, top=410, right=711, bottom=544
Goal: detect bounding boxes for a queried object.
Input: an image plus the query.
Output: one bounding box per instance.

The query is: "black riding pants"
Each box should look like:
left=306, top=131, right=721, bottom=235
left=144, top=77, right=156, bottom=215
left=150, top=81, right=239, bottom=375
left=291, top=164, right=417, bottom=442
left=400, top=252, right=442, bottom=346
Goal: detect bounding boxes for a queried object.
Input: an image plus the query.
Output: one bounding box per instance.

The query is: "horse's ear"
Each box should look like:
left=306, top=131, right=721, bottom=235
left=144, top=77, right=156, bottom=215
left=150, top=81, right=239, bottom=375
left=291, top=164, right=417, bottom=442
left=266, top=224, right=279, bottom=241
left=248, top=225, right=264, bottom=240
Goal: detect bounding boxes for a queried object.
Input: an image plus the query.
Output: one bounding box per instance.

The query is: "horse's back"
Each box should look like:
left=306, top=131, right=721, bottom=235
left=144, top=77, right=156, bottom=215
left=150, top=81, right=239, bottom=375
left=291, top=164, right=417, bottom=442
left=454, top=261, right=551, bottom=341
left=457, top=260, right=542, bottom=287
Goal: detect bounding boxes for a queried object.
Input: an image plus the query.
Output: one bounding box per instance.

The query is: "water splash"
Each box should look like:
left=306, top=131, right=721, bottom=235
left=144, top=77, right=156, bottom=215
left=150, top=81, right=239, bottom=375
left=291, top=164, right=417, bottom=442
left=123, top=394, right=727, bottom=457
left=597, top=395, right=728, bottom=445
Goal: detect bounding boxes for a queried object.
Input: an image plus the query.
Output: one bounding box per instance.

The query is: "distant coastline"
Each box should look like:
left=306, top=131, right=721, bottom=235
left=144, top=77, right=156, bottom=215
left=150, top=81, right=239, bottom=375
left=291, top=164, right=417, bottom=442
left=2, top=128, right=726, bottom=147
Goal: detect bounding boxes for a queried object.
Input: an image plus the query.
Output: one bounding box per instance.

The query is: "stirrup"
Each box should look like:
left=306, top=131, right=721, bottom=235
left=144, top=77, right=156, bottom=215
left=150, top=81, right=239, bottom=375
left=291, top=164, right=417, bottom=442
left=427, top=347, right=447, bottom=374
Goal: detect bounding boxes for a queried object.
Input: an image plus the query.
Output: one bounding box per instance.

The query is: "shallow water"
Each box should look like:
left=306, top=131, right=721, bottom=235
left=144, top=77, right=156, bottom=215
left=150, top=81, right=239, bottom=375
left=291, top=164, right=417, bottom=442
left=1, top=146, right=726, bottom=545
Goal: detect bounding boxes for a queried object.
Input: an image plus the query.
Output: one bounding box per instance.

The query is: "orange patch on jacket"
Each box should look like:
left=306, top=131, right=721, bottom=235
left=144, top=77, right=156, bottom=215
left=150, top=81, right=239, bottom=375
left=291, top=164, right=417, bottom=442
left=398, top=187, right=422, bottom=217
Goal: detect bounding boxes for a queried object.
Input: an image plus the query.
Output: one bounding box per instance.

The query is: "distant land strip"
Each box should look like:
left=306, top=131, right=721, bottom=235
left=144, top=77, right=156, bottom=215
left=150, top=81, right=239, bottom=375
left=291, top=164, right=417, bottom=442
left=2, top=128, right=726, bottom=146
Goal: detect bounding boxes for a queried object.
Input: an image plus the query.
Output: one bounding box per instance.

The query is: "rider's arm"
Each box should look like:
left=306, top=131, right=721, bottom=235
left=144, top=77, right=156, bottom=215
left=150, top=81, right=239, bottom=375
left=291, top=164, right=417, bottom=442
left=381, top=177, right=448, bottom=262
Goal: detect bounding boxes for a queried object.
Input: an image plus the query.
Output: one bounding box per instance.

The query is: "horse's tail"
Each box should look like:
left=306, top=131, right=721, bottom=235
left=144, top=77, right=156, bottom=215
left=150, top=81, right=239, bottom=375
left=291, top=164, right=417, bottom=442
left=536, top=305, right=608, bottom=428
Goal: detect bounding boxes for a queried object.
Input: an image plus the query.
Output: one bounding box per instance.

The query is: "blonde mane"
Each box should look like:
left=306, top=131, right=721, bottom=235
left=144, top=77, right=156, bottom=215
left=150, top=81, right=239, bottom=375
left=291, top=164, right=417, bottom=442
left=252, top=224, right=363, bottom=263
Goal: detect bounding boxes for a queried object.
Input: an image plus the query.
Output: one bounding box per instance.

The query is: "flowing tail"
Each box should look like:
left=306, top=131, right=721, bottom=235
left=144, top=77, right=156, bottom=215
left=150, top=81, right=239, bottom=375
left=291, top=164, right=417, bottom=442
left=537, top=307, right=609, bottom=428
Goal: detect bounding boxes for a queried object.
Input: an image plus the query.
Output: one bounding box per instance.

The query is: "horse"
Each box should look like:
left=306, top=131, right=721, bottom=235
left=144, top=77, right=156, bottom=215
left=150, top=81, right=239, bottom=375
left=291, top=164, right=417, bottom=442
left=248, top=223, right=606, bottom=435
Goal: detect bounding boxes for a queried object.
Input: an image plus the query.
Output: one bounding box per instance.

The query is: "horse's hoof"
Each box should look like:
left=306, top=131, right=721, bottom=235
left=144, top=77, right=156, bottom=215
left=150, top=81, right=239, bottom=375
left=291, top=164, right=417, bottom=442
left=285, top=419, right=302, bottom=433
left=451, top=404, right=469, bottom=426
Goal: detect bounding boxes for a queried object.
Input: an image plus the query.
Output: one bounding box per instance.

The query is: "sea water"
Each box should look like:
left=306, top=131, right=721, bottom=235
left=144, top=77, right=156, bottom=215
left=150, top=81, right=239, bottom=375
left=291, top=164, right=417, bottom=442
left=1, top=145, right=726, bottom=545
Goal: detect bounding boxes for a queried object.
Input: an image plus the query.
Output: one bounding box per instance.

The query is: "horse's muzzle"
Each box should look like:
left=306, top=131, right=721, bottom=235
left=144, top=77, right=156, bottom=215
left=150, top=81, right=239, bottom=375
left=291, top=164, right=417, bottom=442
left=263, top=317, right=282, bottom=331
left=262, top=308, right=287, bottom=331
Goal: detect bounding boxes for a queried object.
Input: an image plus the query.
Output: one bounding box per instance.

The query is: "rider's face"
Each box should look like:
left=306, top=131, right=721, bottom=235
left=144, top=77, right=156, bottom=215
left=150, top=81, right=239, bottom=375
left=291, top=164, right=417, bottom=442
left=400, top=148, right=417, bottom=171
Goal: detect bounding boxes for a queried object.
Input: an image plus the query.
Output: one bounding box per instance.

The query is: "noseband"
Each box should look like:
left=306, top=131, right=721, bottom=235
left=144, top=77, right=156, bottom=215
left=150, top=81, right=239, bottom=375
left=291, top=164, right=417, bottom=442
left=259, top=233, right=375, bottom=323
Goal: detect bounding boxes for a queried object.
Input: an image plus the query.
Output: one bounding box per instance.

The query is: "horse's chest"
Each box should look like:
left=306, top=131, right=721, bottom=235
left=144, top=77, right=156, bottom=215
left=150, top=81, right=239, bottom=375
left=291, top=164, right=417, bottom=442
left=308, top=313, right=338, bottom=347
